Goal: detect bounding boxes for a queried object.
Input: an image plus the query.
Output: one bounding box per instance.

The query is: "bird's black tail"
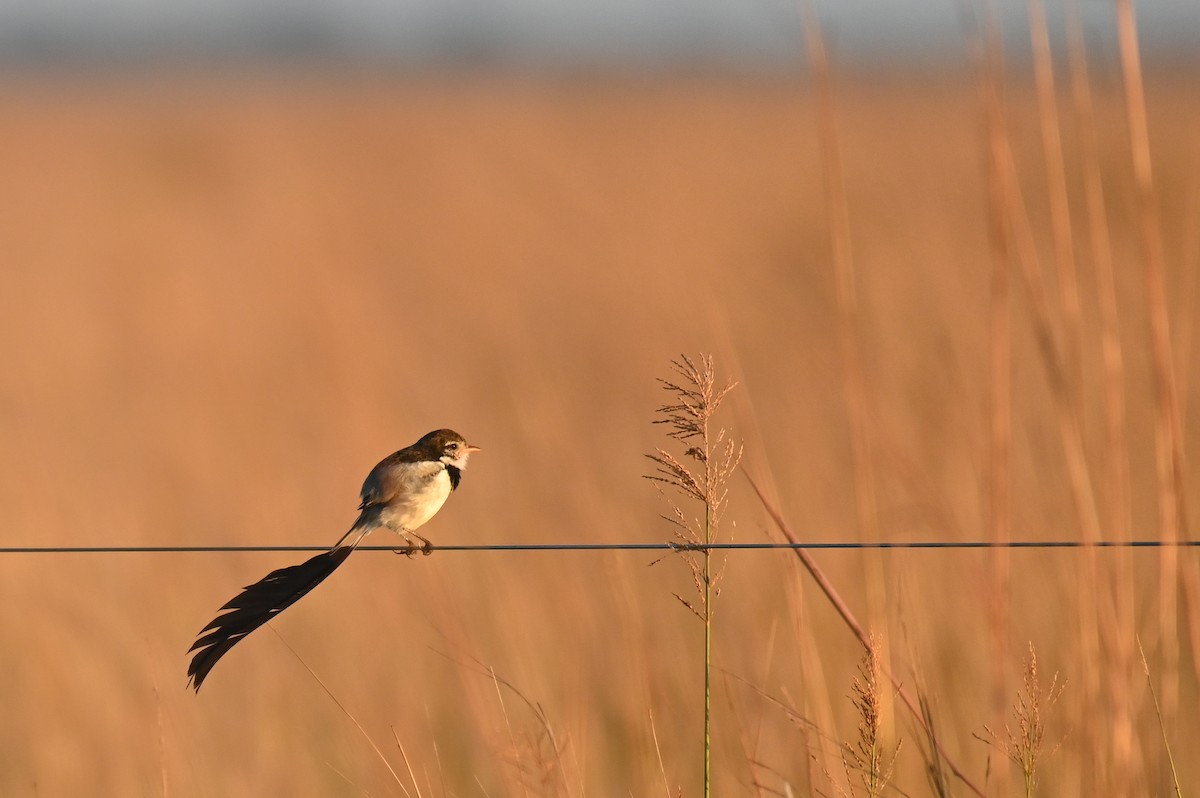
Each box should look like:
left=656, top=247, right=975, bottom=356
left=187, top=525, right=370, bottom=692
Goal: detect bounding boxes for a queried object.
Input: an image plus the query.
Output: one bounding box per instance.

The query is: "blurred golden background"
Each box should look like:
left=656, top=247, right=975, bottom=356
left=1, top=9, right=1198, bottom=796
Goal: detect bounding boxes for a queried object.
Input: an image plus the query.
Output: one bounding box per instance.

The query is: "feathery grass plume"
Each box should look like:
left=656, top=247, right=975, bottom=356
left=645, top=353, right=741, bottom=798
left=977, top=643, right=1064, bottom=798
left=840, top=633, right=900, bottom=798
left=645, top=353, right=742, bottom=612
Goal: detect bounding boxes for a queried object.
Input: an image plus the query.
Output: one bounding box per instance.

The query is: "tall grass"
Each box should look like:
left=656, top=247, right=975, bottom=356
left=646, top=354, right=741, bottom=798
left=0, top=4, right=1196, bottom=794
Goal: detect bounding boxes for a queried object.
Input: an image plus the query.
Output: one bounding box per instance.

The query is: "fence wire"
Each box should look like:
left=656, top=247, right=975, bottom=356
left=0, top=540, right=1198, bottom=554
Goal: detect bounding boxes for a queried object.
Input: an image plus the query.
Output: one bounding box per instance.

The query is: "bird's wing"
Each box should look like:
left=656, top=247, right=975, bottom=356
left=358, top=458, right=446, bottom=510
left=186, top=526, right=370, bottom=692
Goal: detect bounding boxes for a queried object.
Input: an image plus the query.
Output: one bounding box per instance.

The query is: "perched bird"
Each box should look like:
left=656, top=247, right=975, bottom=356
left=187, top=428, right=480, bottom=691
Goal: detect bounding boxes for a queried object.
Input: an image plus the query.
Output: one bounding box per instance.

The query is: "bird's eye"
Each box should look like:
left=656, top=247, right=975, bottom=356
left=447, top=442, right=459, bottom=451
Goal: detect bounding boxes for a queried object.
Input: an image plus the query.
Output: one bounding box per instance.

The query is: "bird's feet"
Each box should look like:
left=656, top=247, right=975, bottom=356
left=393, top=533, right=434, bottom=557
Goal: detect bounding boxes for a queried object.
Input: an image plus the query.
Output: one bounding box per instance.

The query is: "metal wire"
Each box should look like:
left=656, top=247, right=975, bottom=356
left=0, top=540, right=1197, bottom=553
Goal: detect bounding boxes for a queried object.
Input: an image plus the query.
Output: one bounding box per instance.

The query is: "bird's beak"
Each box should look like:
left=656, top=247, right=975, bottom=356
left=466, top=444, right=482, bottom=453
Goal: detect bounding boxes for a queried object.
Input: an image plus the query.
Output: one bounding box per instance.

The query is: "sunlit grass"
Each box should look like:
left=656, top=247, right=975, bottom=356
left=0, top=46, right=1196, bottom=795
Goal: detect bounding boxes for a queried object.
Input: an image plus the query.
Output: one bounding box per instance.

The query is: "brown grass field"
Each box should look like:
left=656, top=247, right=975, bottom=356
left=0, top=51, right=1198, bottom=797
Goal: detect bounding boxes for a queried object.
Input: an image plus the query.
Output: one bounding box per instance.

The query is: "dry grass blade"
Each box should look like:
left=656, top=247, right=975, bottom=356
left=744, top=471, right=986, bottom=798
left=486, top=667, right=568, bottom=796
left=1026, top=0, right=1107, bottom=785
left=392, top=727, right=425, bottom=798
left=1138, top=638, right=1184, bottom=798
left=722, top=671, right=819, bottom=735
left=1027, top=0, right=1082, bottom=398
left=649, top=709, right=673, bottom=798
left=798, top=0, right=893, bottom=754
left=268, top=627, right=407, bottom=791
left=489, top=667, right=532, bottom=798
left=976, top=12, right=1014, bottom=794
left=1065, top=0, right=1139, bottom=789
left=916, top=691, right=952, bottom=798
left=1118, top=0, right=1187, bottom=719
left=435, top=647, right=569, bottom=798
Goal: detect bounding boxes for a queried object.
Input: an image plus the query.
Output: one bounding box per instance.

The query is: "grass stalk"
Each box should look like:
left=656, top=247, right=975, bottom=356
left=978, top=13, right=1014, bottom=797
left=646, top=354, right=741, bottom=798
left=704, top=499, right=713, bottom=797
left=1138, top=639, right=1184, bottom=798
left=1027, top=0, right=1082, bottom=398
left=1117, top=0, right=1186, bottom=721
left=649, top=709, right=673, bottom=798
left=798, top=0, right=890, bottom=731
left=1065, top=0, right=1140, bottom=789
left=1116, top=0, right=1200, bottom=729
left=391, top=728, right=426, bottom=798
left=1027, top=1, right=1105, bottom=786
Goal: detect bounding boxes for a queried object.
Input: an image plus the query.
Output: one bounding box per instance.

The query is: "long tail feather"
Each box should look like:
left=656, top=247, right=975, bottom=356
left=187, top=525, right=370, bottom=691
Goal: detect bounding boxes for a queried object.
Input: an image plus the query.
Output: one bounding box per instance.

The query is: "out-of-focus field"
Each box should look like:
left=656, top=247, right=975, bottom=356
left=0, top=67, right=1197, bottom=796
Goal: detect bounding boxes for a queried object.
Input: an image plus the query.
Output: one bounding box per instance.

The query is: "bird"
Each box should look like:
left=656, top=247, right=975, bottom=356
left=186, top=428, right=480, bottom=692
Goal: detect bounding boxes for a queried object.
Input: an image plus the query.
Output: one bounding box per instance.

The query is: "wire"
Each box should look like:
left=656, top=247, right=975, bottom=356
left=0, top=540, right=1197, bottom=554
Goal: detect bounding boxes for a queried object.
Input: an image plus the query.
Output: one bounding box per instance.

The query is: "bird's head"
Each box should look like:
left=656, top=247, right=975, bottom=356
left=420, top=428, right=481, bottom=469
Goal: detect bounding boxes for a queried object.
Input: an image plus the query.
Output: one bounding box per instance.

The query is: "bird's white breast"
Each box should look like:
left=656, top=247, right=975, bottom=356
left=379, top=462, right=452, bottom=533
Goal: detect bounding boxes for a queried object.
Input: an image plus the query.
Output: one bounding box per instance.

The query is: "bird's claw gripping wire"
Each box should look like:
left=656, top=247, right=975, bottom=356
left=392, top=535, right=434, bottom=557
